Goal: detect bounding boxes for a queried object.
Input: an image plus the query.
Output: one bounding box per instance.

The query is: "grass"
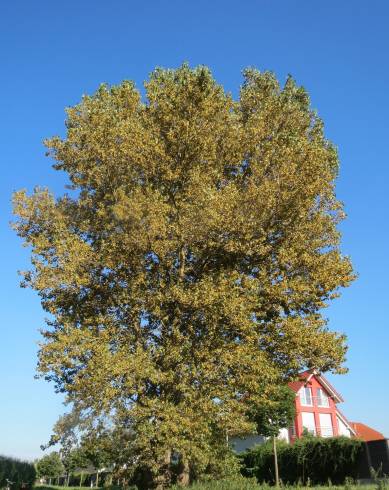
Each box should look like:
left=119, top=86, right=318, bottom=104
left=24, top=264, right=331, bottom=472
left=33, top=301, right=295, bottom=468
left=171, top=477, right=262, bottom=489
left=170, top=485, right=378, bottom=490
left=170, top=477, right=378, bottom=490
left=35, top=487, right=93, bottom=490
left=35, top=482, right=381, bottom=490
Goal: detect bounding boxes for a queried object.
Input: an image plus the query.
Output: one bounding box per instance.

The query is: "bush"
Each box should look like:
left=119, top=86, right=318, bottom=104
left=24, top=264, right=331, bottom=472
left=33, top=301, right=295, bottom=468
left=240, top=436, right=364, bottom=485
left=0, top=455, right=36, bottom=489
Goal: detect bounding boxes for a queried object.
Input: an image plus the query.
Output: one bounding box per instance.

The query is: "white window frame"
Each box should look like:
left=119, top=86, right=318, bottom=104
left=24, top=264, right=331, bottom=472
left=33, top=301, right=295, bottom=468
left=300, top=386, right=313, bottom=406
left=318, top=413, right=333, bottom=437
left=317, top=388, right=330, bottom=408
left=301, top=412, right=316, bottom=435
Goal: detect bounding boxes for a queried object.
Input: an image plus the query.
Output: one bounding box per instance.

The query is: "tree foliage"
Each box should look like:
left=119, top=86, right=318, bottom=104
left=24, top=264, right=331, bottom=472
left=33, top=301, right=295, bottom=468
left=36, top=452, right=64, bottom=480
left=0, top=455, right=36, bottom=489
left=249, top=385, right=296, bottom=437
left=62, top=448, right=89, bottom=479
left=13, top=64, right=354, bottom=487
left=80, top=429, right=113, bottom=474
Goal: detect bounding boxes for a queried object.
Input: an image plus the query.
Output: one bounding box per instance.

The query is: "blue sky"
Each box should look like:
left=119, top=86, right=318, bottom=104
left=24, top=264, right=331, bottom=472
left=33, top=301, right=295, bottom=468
left=1, top=1, right=388, bottom=461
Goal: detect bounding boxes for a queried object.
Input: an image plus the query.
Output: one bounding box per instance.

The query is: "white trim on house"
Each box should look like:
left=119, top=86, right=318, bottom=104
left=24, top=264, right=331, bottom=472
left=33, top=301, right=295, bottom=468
left=336, top=410, right=356, bottom=437
left=299, top=386, right=314, bottom=406
left=317, top=388, right=330, bottom=407
left=315, top=373, right=344, bottom=403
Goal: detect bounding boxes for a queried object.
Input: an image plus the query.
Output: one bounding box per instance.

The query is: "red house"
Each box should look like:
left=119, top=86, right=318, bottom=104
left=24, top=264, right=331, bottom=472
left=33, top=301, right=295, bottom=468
left=230, top=369, right=385, bottom=453
left=288, top=370, right=356, bottom=441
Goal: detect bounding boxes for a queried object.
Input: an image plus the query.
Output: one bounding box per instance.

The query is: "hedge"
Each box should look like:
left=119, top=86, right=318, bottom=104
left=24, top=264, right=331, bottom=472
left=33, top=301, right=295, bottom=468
left=240, top=436, right=364, bottom=485
left=0, top=455, right=36, bottom=489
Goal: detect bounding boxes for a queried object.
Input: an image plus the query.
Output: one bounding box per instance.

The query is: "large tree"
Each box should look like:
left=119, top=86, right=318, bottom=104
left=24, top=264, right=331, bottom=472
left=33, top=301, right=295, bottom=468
left=13, top=65, right=354, bottom=488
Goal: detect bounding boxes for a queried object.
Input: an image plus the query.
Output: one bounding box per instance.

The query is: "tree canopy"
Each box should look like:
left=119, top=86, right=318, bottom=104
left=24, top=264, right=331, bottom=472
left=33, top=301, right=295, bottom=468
left=13, top=64, right=354, bottom=488
left=36, top=452, right=64, bottom=480
left=250, top=385, right=296, bottom=438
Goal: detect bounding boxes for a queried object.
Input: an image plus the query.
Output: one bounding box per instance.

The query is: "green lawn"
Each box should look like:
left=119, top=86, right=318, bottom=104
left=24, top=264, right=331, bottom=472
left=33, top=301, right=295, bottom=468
left=35, top=487, right=93, bottom=490
left=35, top=487, right=102, bottom=490
left=35, top=482, right=380, bottom=490
left=171, top=482, right=375, bottom=490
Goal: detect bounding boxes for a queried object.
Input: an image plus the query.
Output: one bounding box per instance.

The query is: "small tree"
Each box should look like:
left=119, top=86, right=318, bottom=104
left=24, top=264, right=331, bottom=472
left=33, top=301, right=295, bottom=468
left=62, top=448, right=89, bottom=486
left=249, top=386, right=296, bottom=486
left=40, top=410, right=84, bottom=486
left=36, top=452, right=64, bottom=484
left=81, top=430, right=113, bottom=487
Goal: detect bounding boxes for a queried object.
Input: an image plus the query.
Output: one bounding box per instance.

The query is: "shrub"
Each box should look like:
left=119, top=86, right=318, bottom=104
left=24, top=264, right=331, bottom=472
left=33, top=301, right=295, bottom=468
left=240, top=436, right=364, bottom=485
left=0, top=455, right=36, bottom=489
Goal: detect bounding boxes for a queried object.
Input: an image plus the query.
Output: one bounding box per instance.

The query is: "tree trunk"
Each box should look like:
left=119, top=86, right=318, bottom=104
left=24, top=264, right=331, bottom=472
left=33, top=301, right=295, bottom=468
left=95, top=471, right=99, bottom=488
left=153, top=449, right=172, bottom=490
left=179, top=246, right=186, bottom=280
left=273, top=435, right=279, bottom=487
left=79, top=471, right=83, bottom=487
left=176, top=458, right=190, bottom=487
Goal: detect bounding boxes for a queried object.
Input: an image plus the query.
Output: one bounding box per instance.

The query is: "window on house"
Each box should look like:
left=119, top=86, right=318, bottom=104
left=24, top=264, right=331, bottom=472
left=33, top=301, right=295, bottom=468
left=300, top=386, right=313, bottom=406
left=301, top=412, right=316, bottom=435
left=319, top=413, right=333, bottom=437
left=317, top=388, right=330, bottom=407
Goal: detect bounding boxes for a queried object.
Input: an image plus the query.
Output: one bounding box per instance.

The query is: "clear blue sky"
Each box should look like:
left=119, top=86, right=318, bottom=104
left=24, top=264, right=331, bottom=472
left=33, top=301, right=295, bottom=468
left=1, top=0, right=388, bottom=461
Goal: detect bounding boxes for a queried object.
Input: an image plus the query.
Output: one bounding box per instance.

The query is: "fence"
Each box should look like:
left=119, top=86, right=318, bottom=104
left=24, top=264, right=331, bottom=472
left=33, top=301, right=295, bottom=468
left=358, top=439, right=389, bottom=479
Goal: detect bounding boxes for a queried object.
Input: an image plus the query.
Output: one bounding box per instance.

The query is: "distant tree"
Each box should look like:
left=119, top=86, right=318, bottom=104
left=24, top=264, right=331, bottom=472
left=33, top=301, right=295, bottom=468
left=80, top=429, right=113, bottom=487
left=0, top=456, right=36, bottom=489
left=62, top=448, right=89, bottom=486
left=40, top=410, right=86, bottom=486
left=249, top=386, right=296, bottom=486
left=36, top=452, right=64, bottom=484
left=14, top=64, right=354, bottom=488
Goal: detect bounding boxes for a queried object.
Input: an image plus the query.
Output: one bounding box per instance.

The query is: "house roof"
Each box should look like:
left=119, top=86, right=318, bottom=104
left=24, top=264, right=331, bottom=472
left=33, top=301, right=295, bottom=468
left=288, top=370, right=344, bottom=404
left=351, top=422, right=386, bottom=442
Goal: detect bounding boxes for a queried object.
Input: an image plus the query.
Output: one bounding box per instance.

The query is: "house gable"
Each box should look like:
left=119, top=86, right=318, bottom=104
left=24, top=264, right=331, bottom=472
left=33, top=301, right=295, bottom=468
left=289, top=370, right=343, bottom=403
left=231, top=370, right=363, bottom=454
left=288, top=370, right=355, bottom=440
